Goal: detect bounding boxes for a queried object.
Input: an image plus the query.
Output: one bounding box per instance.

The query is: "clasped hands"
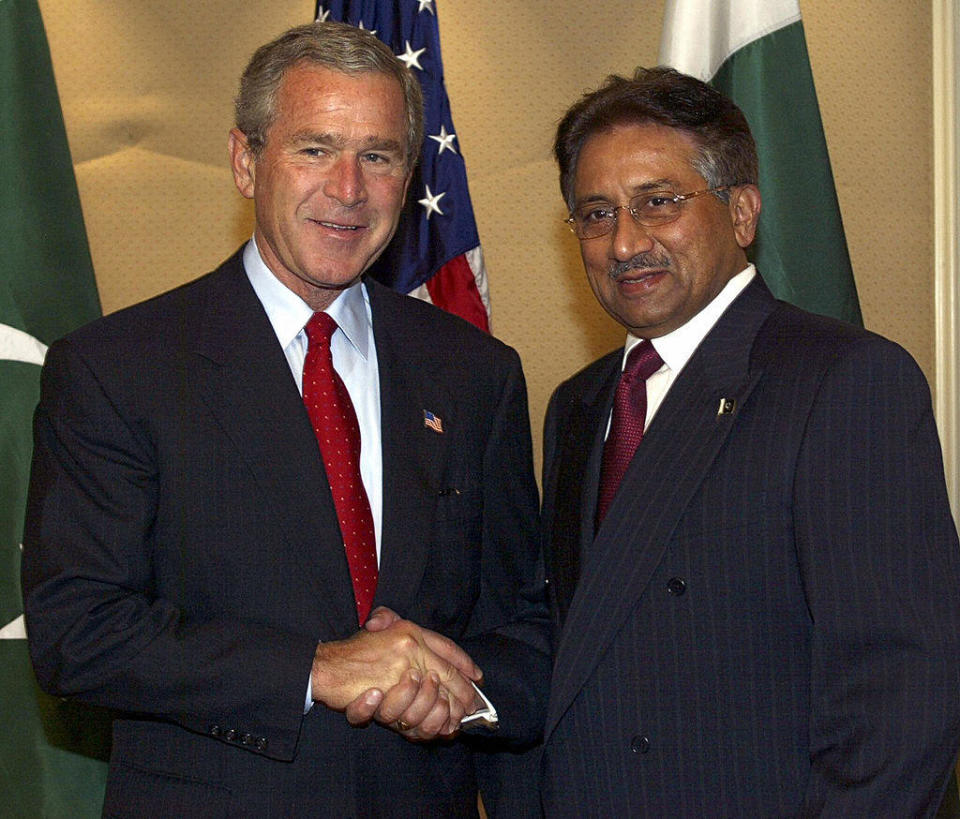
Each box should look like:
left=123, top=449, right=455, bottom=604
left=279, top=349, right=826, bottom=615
left=311, top=607, right=483, bottom=741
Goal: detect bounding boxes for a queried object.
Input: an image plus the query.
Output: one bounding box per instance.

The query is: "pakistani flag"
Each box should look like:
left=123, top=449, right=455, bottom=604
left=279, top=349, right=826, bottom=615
left=1, top=0, right=110, bottom=815
left=660, top=0, right=862, bottom=325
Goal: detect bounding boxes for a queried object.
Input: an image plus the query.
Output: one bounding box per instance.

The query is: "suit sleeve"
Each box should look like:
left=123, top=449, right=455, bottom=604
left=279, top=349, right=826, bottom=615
left=461, top=348, right=552, bottom=746
left=794, top=337, right=960, bottom=814
left=453, top=347, right=550, bottom=817
left=21, top=338, right=317, bottom=761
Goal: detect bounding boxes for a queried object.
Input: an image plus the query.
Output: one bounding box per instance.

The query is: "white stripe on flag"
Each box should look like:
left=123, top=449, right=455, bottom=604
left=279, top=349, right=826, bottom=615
left=659, top=0, right=800, bottom=80
left=465, top=246, right=490, bottom=317
left=406, top=246, right=490, bottom=317
left=407, top=282, right=434, bottom=304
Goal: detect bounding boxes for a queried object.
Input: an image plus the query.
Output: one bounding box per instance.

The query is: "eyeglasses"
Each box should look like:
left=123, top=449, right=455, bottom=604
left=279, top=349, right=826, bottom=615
left=565, top=186, right=736, bottom=239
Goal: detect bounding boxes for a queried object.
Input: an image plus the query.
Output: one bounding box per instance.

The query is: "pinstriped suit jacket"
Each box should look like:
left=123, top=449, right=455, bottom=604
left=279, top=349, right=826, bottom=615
left=540, top=276, right=960, bottom=816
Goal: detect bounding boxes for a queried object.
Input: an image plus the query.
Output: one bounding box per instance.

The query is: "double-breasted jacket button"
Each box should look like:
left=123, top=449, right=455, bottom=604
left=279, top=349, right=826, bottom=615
left=630, top=735, right=650, bottom=754
left=224, top=728, right=237, bottom=742
left=667, top=577, right=687, bottom=596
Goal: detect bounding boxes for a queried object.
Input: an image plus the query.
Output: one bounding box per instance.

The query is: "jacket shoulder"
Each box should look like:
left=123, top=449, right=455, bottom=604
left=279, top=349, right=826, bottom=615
left=759, top=301, right=914, bottom=364
left=366, top=277, right=519, bottom=366
left=57, top=251, right=243, bottom=351
left=550, top=348, right=621, bottom=408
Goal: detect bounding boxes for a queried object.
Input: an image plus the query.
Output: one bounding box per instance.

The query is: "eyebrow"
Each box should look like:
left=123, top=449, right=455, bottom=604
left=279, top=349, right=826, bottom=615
left=290, top=131, right=404, bottom=154
left=634, top=178, right=680, bottom=192
left=574, top=178, right=682, bottom=207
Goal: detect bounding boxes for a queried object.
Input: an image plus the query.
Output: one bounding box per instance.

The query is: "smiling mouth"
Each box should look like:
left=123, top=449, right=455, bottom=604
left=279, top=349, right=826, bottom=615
left=312, top=219, right=362, bottom=232
left=612, top=268, right=664, bottom=284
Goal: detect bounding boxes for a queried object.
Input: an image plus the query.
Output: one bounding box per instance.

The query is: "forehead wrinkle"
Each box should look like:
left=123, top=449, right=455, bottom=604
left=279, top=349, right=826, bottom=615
left=574, top=177, right=682, bottom=208
left=634, top=177, right=683, bottom=192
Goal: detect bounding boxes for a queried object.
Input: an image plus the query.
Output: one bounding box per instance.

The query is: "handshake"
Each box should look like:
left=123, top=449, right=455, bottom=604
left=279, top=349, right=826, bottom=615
left=310, top=607, right=487, bottom=742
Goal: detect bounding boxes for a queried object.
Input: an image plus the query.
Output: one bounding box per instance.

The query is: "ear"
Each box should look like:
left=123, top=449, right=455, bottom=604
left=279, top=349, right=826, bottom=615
left=728, top=184, right=762, bottom=249
left=228, top=128, right=256, bottom=200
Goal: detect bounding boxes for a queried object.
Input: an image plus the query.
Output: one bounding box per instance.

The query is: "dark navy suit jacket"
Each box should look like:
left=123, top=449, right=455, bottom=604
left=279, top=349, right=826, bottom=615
left=22, top=249, right=550, bottom=817
left=540, top=277, right=960, bottom=816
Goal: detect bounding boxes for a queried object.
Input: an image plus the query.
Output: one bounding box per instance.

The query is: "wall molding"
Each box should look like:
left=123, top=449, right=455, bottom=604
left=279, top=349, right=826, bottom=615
left=934, top=0, right=959, bottom=521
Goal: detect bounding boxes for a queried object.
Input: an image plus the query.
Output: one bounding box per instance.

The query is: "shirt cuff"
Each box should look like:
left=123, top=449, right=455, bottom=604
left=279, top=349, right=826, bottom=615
left=460, top=681, right=498, bottom=728
left=305, top=675, right=314, bottom=714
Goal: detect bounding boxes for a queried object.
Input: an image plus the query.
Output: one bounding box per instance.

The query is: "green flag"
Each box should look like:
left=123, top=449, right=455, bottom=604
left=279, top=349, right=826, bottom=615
left=659, top=0, right=862, bottom=325
left=1, top=0, right=110, bottom=815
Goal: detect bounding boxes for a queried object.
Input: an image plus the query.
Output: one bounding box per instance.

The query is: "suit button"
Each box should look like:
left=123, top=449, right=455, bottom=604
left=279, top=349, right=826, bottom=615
left=256, top=737, right=268, bottom=751
left=241, top=733, right=253, bottom=745
left=210, top=725, right=221, bottom=738
left=224, top=729, right=237, bottom=742
left=667, top=577, right=686, bottom=596
left=631, top=735, right=650, bottom=754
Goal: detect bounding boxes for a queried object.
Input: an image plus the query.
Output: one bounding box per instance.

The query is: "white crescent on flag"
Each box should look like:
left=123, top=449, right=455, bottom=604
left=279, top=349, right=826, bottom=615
left=0, top=614, right=26, bottom=640
left=0, top=323, right=48, bottom=365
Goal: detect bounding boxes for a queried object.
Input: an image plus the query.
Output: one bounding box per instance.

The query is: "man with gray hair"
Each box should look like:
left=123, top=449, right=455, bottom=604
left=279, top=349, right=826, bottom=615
left=22, top=21, right=549, bottom=816
left=539, top=66, right=960, bottom=815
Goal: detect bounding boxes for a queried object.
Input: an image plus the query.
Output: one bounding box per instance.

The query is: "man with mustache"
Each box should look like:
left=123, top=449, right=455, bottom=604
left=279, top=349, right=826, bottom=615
left=539, top=67, right=960, bottom=815
left=21, top=21, right=549, bottom=816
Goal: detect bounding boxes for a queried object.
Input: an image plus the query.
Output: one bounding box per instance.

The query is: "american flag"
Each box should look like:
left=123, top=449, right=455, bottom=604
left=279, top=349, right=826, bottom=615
left=315, top=0, right=490, bottom=332
left=422, top=410, right=444, bottom=433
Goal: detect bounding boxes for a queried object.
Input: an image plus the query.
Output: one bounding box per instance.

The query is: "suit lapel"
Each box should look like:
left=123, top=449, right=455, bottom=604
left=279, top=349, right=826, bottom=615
left=365, top=282, right=447, bottom=615
left=546, top=278, right=777, bottom=739
left=549, top=353, right=619, bottom=625
left=190, top=253, right=357, bottom=634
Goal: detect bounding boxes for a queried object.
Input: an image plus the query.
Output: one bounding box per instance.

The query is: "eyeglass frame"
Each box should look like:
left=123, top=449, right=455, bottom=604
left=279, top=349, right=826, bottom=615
left=564, top=185, right=740, bottom=239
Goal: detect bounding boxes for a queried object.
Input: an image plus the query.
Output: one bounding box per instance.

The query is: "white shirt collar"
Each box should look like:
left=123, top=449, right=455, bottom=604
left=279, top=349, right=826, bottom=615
left=624, top=264, right=756, bottom=374
left=243, top=237, right=371, bottom=358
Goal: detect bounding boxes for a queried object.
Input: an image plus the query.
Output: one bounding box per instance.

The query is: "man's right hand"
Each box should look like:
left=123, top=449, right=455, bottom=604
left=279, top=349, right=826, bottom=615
left=310, top=615, right=482, bottom=730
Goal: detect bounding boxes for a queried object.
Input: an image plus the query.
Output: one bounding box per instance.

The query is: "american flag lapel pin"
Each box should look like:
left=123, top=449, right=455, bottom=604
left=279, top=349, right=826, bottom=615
left=423, top=410, right=444, bottom=434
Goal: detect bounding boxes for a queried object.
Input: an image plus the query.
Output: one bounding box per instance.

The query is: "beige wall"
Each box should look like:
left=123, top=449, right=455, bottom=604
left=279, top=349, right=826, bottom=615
left=39, top=0, right=934, bottom=469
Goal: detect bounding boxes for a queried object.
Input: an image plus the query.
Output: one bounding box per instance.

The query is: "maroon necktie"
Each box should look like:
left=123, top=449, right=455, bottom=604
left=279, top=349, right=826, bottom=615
left=302, top=312, right=377, bottom=625
left=596, top=339, right=664, bottom=526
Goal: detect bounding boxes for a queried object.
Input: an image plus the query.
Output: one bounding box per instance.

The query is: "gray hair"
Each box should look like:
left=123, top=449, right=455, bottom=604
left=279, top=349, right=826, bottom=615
left=235, top=20, right=424, bottom=168
left=555, top=67, right=758, bottom=209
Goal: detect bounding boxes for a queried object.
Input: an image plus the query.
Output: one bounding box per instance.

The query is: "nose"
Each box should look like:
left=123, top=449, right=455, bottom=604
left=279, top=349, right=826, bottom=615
left=610, top=209, right=655, bottom=261
left=325, top=155, right=366, bottom=207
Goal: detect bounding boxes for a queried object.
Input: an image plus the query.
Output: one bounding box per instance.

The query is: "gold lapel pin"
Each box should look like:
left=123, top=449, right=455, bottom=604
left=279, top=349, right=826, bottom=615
left=717, top=398, right=736, bottom=416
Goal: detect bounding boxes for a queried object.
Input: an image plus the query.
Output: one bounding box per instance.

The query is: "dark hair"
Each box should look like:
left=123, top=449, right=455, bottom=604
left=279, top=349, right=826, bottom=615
left=235, top=21, right=424, bottom=167
left=554, top=66, right=758, bottom=208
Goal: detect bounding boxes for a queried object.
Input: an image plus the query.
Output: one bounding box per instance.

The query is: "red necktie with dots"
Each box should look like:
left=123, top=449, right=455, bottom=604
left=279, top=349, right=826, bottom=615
left=302, top=312, right=377, bottom=625
left=596, top=339, right=664, bottom=527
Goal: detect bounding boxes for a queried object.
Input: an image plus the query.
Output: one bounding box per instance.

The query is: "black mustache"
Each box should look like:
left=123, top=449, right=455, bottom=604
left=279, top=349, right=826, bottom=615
left=610, top=254, right=671, bottom=279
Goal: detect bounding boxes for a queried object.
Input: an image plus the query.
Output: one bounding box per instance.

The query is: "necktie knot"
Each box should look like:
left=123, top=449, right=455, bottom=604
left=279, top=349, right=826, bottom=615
left=305, top=311, right=337, bottom=347
left=624, top=339, right=663, bottom=382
